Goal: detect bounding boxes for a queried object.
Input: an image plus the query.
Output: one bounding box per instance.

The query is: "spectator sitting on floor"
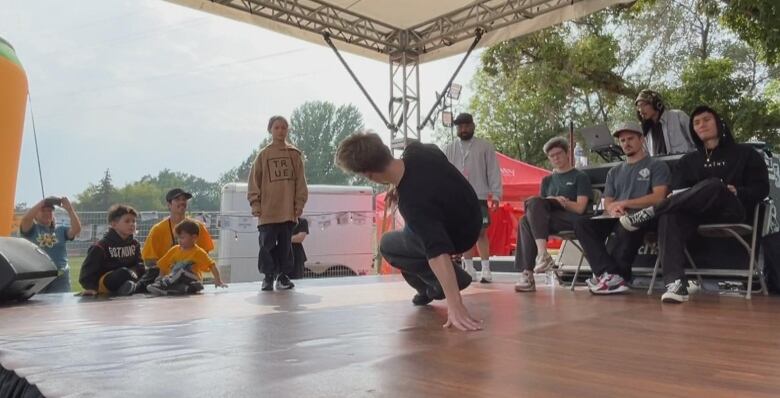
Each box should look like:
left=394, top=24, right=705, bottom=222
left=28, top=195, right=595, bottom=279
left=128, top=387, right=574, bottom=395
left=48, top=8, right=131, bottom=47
left=514, top=137, right=592, bottom=293
left=78, top=205, right=147, bottom=296
left=142, top=188, right=215, bottom=269
left=619, top=105, right=769, bottom=303
left=147, top=219, right=227, bottom=296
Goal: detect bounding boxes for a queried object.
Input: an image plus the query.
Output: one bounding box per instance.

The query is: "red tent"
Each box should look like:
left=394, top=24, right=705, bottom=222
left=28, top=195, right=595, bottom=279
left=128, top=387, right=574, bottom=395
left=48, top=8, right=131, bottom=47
left=374, top=152, right=551, bottom=258
left=497, top=152, right=551, bottom=202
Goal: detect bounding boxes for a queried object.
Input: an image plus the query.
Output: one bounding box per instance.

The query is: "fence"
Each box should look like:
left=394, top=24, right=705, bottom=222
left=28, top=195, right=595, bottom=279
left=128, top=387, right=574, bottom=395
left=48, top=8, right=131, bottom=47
left=12, top=209, right=375, bottom=280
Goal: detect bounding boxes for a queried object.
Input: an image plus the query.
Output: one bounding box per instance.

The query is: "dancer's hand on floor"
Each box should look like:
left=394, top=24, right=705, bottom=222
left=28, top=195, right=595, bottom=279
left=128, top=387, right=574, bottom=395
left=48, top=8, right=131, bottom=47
left=443, top=301, right=483, bottom=332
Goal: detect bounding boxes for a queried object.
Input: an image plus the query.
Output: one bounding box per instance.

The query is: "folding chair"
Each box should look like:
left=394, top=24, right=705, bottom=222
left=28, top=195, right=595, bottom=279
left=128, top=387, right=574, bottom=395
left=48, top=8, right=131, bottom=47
left=647, top=200, right=770, bottom=299
left=546, top=189, right=602, bottom=290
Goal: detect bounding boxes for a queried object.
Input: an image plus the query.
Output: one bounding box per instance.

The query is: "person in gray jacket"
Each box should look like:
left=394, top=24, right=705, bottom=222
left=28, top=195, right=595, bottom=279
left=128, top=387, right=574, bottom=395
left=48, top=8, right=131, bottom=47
left=443, top=113, right=503, bottom=283
left=635, top=89, right=696, bottom=156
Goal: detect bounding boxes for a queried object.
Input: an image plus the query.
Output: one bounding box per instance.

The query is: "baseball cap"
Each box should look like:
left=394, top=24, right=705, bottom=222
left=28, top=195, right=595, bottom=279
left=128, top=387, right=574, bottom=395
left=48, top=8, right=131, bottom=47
left=165, top=188, right=193, bottom=202
left=453, top=113, right=474, bottom=125
left=612, top=122, right=643, bottom=137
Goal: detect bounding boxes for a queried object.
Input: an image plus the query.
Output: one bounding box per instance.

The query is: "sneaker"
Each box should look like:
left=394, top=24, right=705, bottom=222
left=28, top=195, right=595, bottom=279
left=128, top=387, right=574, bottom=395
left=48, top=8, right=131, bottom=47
left=261, top=275, right=274, bottom=291
left=585, top=273, right=600, bottom=289
left=275, top=274, right=295, bottom=290
left=463, top=263, right=477, bottom=281
left=412, top=292, right=433, bottom=306
left=661, top=279, right=689, bottom=303
left=116, top=280, right=137, bottom=296
left=589, top=273, right=629, bottom=295
left=480, top=265, right=492, bottom=283
left=533, top=253, right=555, bottom=273
left=426, top=266, right=473, bottom=300
left=147, top=278, right=171, bottom=296
left=136, top=267, right=160, bottom=294
left=619, top=207, right=655, bottom=232
left=166, top=280, right=203, bottom=295
left=515, top=270, right=536, bottom=292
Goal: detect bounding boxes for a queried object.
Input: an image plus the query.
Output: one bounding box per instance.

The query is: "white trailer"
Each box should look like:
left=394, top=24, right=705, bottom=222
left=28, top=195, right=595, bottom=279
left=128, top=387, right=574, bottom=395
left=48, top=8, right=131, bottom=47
left=218, top=183, right=375, bottom=283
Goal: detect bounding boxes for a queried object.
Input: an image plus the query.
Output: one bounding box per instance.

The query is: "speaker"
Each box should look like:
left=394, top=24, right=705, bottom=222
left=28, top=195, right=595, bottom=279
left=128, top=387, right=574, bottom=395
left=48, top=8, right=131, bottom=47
left=0, top=237, right=58, bottom=302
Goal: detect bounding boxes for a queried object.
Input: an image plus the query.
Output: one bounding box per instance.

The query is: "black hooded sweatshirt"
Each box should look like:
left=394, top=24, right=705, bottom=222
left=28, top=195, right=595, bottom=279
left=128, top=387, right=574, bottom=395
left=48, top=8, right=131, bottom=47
left=79, top=229, right=143, bottom=291
left=673, top=107, right=769, bottom=216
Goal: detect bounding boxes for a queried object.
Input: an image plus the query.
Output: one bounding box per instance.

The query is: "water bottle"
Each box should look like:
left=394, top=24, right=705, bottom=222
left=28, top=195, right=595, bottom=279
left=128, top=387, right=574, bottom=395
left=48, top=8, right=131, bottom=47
left=574, top=143, right=588, bottom=167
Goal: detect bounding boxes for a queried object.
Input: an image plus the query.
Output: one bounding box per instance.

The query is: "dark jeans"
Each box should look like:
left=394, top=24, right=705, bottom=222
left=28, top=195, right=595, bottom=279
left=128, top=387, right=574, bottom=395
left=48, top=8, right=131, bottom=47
left=515, top=197, right=583, bottom=271
left=257, top=222, right=295, bottom=277
left=380, top=227, right=471, bottom=297
left=656, top=178, right=745, bottom=284
left=40, top=267, right=71, bottom=293
left=574, top=218, right=652, bottom=281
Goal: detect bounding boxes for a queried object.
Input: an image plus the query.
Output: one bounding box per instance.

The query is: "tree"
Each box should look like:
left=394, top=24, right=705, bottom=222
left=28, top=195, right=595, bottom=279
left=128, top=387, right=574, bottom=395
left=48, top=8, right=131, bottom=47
left=75, top=169, right=120, bottom=211
left=721, top=0, right=780, bottom=65
left=288, top=101, right=364, bottom=185
left=469, top=0, right=780, bottom=163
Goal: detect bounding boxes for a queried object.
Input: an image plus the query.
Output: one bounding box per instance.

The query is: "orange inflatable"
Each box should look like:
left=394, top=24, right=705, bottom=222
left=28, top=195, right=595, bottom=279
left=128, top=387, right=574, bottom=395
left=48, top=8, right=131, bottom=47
left=0, top=37, right=28, bottom=236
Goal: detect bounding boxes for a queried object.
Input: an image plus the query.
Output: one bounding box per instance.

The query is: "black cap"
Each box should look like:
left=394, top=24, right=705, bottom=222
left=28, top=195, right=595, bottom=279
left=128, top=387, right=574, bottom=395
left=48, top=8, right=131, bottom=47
left=165, top=188, right=193, bottom=202
left=453, top=113, right=474, bottom=125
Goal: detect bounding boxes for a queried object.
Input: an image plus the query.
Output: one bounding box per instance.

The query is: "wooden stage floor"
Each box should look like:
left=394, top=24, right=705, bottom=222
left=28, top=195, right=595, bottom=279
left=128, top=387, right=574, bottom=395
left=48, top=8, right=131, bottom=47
left=1, top=275, right=780, bottom=398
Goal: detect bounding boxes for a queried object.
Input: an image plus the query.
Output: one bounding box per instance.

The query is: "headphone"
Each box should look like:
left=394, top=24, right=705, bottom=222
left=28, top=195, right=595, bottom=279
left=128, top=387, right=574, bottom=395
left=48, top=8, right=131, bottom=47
left=635, top=89, right=666, bottom=123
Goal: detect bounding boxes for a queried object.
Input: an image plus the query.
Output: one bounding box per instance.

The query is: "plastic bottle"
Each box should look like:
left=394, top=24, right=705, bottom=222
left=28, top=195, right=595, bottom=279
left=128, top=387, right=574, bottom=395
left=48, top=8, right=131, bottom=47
left=574, top=143, right=588, bottom=167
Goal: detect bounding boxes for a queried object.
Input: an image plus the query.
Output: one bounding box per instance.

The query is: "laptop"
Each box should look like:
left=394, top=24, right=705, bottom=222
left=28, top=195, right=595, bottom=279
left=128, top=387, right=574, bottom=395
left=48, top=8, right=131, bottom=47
left=579, top=124, right=615, bottom=150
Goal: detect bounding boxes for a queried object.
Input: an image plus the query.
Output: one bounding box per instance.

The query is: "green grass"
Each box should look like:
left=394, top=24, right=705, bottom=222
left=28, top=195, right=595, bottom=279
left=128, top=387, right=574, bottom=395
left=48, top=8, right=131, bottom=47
left=69, top=256, right=84, bottom=293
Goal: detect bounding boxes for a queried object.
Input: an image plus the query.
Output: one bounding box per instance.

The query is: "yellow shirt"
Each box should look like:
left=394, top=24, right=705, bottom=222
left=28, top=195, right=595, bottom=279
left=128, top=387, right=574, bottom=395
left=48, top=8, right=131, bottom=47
left=141, top=217, right=214, bottom=262
left=157, top=244, right=215, bottom=280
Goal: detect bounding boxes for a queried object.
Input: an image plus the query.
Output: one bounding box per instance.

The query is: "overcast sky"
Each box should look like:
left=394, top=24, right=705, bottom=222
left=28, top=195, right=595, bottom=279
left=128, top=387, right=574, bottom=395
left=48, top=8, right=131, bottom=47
left=1, top=0, right=481, bottom=206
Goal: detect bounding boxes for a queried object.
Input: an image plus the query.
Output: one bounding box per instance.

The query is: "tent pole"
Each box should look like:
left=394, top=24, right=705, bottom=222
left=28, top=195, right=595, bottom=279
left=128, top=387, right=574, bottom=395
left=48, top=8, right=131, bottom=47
left=419, top=28, right=483, bottom=131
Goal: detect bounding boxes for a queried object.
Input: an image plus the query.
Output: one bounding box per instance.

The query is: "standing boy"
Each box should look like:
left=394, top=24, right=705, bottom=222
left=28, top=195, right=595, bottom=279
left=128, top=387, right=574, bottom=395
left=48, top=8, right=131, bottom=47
left=247, top=116, right=308, bottom=291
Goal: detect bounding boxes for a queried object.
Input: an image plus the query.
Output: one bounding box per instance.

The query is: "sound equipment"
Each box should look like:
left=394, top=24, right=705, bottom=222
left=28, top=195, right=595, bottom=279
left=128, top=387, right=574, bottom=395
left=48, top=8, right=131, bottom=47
left=0, top=237, right=58, bottom=302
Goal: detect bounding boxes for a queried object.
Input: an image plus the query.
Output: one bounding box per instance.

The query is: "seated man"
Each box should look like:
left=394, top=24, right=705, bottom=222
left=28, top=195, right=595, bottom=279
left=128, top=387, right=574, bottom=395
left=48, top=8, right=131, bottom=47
left=574, top=122, right=670, bottom=294
left=335, top=132, right=481, bottom=332
left=514, top=137, right=592, bottom=292
left=142, top=188, right=214, bottom=268
left=619, top=106, right=769, bottom=303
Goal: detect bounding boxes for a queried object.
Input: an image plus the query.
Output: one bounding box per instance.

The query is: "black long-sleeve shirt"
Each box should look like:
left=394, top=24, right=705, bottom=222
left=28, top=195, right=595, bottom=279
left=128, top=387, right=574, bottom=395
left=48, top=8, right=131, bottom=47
left=674, top=142, right=769, bottom=215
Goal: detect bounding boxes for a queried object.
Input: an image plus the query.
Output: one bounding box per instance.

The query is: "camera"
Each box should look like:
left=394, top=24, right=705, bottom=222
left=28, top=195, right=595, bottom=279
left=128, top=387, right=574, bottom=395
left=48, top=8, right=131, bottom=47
left=43, top=197, right=62, bottom=207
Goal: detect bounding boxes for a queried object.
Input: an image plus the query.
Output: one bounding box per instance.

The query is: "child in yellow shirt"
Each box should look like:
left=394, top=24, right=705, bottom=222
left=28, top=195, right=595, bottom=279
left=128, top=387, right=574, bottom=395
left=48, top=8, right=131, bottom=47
left=147, top=220, right=227, bottom=296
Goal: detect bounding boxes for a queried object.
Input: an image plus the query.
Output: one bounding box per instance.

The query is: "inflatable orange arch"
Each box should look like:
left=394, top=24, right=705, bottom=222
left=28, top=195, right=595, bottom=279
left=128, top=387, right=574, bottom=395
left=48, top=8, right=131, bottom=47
left=0, top=36, right=28, bottom=236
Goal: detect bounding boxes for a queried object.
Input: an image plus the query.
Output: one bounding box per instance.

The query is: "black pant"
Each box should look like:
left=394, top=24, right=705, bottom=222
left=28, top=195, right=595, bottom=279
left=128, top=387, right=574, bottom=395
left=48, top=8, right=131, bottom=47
left=515, top=197, right=583, bottom=271
left=574, top=217, right=650, bottom=280
left=380, top=227, right=471, bottom=296
left=656, top=178, right=745, bottom=284
left=102, top=267, right=138, bottom=292
left=257, top=222, right=295, bottom=277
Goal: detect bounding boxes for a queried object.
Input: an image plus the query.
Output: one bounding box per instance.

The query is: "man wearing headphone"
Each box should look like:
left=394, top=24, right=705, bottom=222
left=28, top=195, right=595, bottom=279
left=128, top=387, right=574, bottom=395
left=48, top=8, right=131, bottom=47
left=635, top=89, right=696, bottom=156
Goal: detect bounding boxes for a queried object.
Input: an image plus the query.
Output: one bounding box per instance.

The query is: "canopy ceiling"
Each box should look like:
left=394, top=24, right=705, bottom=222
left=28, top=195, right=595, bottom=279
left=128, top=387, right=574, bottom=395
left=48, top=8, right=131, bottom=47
left=165, top=0, right=630, bottom=63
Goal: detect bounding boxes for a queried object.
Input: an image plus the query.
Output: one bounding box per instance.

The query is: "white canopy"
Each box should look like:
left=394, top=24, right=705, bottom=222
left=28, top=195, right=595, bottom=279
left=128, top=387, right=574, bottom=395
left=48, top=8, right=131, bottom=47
left=165, top=0, right=629, bottom=63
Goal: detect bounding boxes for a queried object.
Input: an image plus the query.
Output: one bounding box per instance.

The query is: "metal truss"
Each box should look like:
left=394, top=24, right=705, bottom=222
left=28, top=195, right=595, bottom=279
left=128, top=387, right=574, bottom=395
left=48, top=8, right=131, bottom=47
left=201, top=0, right=592, bottom=149
left=207, top=0, right=585, bottom=56
left=389, top=48, right=420, bottom=150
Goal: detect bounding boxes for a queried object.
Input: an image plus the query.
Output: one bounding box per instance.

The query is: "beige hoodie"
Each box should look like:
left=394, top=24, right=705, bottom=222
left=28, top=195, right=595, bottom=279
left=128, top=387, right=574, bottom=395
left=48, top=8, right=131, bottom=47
left=247, top=141, right=308, bottom=225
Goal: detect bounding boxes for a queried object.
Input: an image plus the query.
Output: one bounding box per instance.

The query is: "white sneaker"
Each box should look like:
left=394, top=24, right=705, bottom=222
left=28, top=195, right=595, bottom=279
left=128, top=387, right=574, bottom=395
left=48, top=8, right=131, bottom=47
left=480, top=265, right=492, bottom=283
left=533, top=253, right=555, bottom=273
left=515, top=270, right=536, bottom=292
left=463, top=264, right=477, bottom=281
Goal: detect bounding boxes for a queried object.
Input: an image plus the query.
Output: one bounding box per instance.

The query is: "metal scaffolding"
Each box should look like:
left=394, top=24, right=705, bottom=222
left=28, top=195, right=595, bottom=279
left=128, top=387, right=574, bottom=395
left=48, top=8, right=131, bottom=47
left=168, top=0, right=626, bottom=149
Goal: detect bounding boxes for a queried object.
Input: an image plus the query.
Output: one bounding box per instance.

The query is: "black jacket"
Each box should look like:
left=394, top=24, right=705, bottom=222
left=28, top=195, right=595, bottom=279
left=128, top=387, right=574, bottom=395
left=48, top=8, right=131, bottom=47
left=79, top=229, right=143, bottom=290
left=675, top=109, right=769, bottom=214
